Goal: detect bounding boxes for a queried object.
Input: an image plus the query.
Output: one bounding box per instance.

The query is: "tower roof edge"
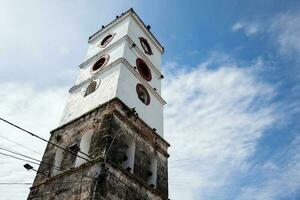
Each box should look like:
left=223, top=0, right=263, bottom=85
left=88, top=8, right=165, bottom=53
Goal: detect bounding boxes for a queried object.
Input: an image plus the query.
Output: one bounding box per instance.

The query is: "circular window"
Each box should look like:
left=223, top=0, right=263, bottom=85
left=136, top=83, right=150, bottom=105
left=99, top=33, right=115, bottom=48
left=136, top=58, right=152, bottom=81
left=84, top=81, right=97, bottom=96
left=139, top=37, right=153, bottom=55
left=91, top=55, right=109, bottom=72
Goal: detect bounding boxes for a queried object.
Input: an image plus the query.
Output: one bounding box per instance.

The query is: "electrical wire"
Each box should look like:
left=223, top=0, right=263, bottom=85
left=0, top=152, right=40, bottom=166
left=0, top=146, right=41, bottom=163
left=0, top=134, right=41, bottom=155
left=0, top=151, right=147, bottom=199
left=0, top=183, right=32, bottom=185
left=0, top=145, right=63, bottom=171
left=104, top=129, right=122, bottom=163
left=0, top=117, right=90, bottom=162
left=0, top=119, right=149, bottom=199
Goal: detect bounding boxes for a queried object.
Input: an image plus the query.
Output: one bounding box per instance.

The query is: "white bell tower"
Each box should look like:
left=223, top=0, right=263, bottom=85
left=60, top=8, right=166, bottom=136
left=28, top=9, right=169, bottom=200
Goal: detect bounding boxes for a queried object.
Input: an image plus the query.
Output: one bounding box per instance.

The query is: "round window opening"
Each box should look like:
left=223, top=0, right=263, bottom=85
left=139, top=37, right=153, bottom=55
left=136, top=83, right=150, bottom=105
left=136, top=58, right=152, bottom=81
left=92, top=55, right=109, bottom=72
left=100, top=33, right=115, bottom=47
left=85, top=81, right=97, bottom=96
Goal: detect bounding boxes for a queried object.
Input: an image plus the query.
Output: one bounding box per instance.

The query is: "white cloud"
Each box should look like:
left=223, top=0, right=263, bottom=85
left=163, top=54, right=278, bottom=200
left=0, top=82, right=67, bottom=200
left=232, top=22, right=243, bottom=32
left=270, top=13, right=300, bottom=58
left=0, top=54, right=278, bottom=200
left=0, top=0, right=136, bottom=87
left=237, top=136, right=300, bottom=200
left=231, top=22, right=260, bottom=36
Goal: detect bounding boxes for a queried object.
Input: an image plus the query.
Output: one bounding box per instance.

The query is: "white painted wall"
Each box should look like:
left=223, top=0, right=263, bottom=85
left=121, top=136, right=135, bottom=173
left=123, top=41, right=161, bottom=94
left=116, top=65, right=164, bottom=136
left=127, top=16, right=162, bottom=70
left=52, top=148, right=64, bottom=176
left=85, top=17, right=130, bottom=60
left=147, top=156, right=158, bottom=187
left=60, top=13, right=165, bottom=137
left=59, top=65, right=121, bottom=125
left=76, top=42, right=126, bottom=85
left=75, top=130, right=93, bottom=167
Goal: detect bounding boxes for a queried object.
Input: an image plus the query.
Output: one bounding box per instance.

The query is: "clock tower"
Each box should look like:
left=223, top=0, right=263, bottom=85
left=27, top=8, right=169, bottom=200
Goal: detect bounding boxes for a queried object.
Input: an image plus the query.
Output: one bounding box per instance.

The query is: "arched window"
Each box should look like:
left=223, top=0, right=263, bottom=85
left=84, top=81, right=97, bottom=96
left=91, top=55, right=109, bottom=72
left=52, top=148, right=64, bottom=176
left=147, top=156, right=158, bottom=188
left=139, top=37, right=153, bottom=55
left=121, top=135, right=135, bottom=173
left=99, top=33, right=115, bottom=48
left=136, top=83, right=150, bottom=105
left=136, top=58, right=152, bottom=81
left=75, top=130, right=93, bottom=167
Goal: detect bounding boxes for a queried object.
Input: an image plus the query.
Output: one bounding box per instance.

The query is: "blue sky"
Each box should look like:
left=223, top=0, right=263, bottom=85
left=0, top=0, right=300, bottom=199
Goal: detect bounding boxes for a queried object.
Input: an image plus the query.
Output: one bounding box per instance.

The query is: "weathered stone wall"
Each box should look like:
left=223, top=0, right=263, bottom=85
left=28, top=98, right=169, bottom=200
left=28, top=164, right=99, bottom=200
left=94, top=164, right=169, bottom=200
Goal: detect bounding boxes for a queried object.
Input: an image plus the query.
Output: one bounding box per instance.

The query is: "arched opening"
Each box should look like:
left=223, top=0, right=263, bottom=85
left=100, top=33, right=115, bottom=47
left=84, top=81, right=97, bottom=96
left=139, top=37, right=153, bottom=55
left=147, top=156, right=158, bottom=188
left=136, top=58, right=152, bottom=81
left=52, top=148, right=64, bottom=176
left=136, top=83, right=150, bottom=105
left=75, top=130, right=93, bottom=167
left=91, top=55, right=109, bottom=72
left=121, top=135, right=135, bottom=173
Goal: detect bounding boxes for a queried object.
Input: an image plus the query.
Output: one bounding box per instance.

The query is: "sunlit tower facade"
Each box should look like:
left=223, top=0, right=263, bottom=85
left=27, top=8, right=170, bottom=200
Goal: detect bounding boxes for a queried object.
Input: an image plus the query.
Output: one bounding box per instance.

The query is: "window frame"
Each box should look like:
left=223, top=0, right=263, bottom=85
left=136, top=58, right=152, bottom=81
left=84, top=81, right=98, bottom=97
left=136, top=83, right=150, bottom=105
left=139, top=37, right=153, bottom=55
left=91, top=55, right=110, bottom=74
left=99, top=33, right=116, bottom=48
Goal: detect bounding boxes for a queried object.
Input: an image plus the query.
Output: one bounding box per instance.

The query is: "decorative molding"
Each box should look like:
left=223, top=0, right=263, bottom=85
left=88, top=8, right=164, bottom=54
left=71, top=58, right=167, bottom=105
left=80, top=35, right=163, bottom=79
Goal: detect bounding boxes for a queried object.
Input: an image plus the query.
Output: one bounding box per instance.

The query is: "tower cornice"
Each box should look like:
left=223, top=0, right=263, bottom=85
left=72, top=57, right=167, bottom=105
left=88, top=8, right=164, bottom=54
left=50, top=98, right=170, bottom=148
left=80, top=35, right=163, bottom=78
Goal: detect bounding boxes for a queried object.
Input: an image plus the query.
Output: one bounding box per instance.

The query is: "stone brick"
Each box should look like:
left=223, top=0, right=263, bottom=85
left=27, top=99, right=169, bottom=200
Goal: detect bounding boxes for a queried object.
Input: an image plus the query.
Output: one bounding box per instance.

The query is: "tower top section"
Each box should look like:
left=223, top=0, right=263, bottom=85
left=88, top=8, right=164, bottom=54
left=60, top=8, right=166, bottom=136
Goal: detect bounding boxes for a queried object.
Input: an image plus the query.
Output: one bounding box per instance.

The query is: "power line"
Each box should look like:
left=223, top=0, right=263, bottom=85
left=0, top=152, right=40, bottom=166
left=104, top=129, right=122, bottom=163
left=0, top=145, right=63, bottom=171
left=0, top=146, right=41, bottom=163
left=0, top=117, right=90, bottom=162
left=0, top=118, right=149, bottom=199
left=0, top=134, right=41, bottom=155
left=1, top=151, right=147, bottom=200
left=0, top=183, right=32, bottom=185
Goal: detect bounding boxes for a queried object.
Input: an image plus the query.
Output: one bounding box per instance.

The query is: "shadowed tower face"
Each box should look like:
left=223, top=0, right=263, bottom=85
left=27, top=8, right=170, bottom=200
